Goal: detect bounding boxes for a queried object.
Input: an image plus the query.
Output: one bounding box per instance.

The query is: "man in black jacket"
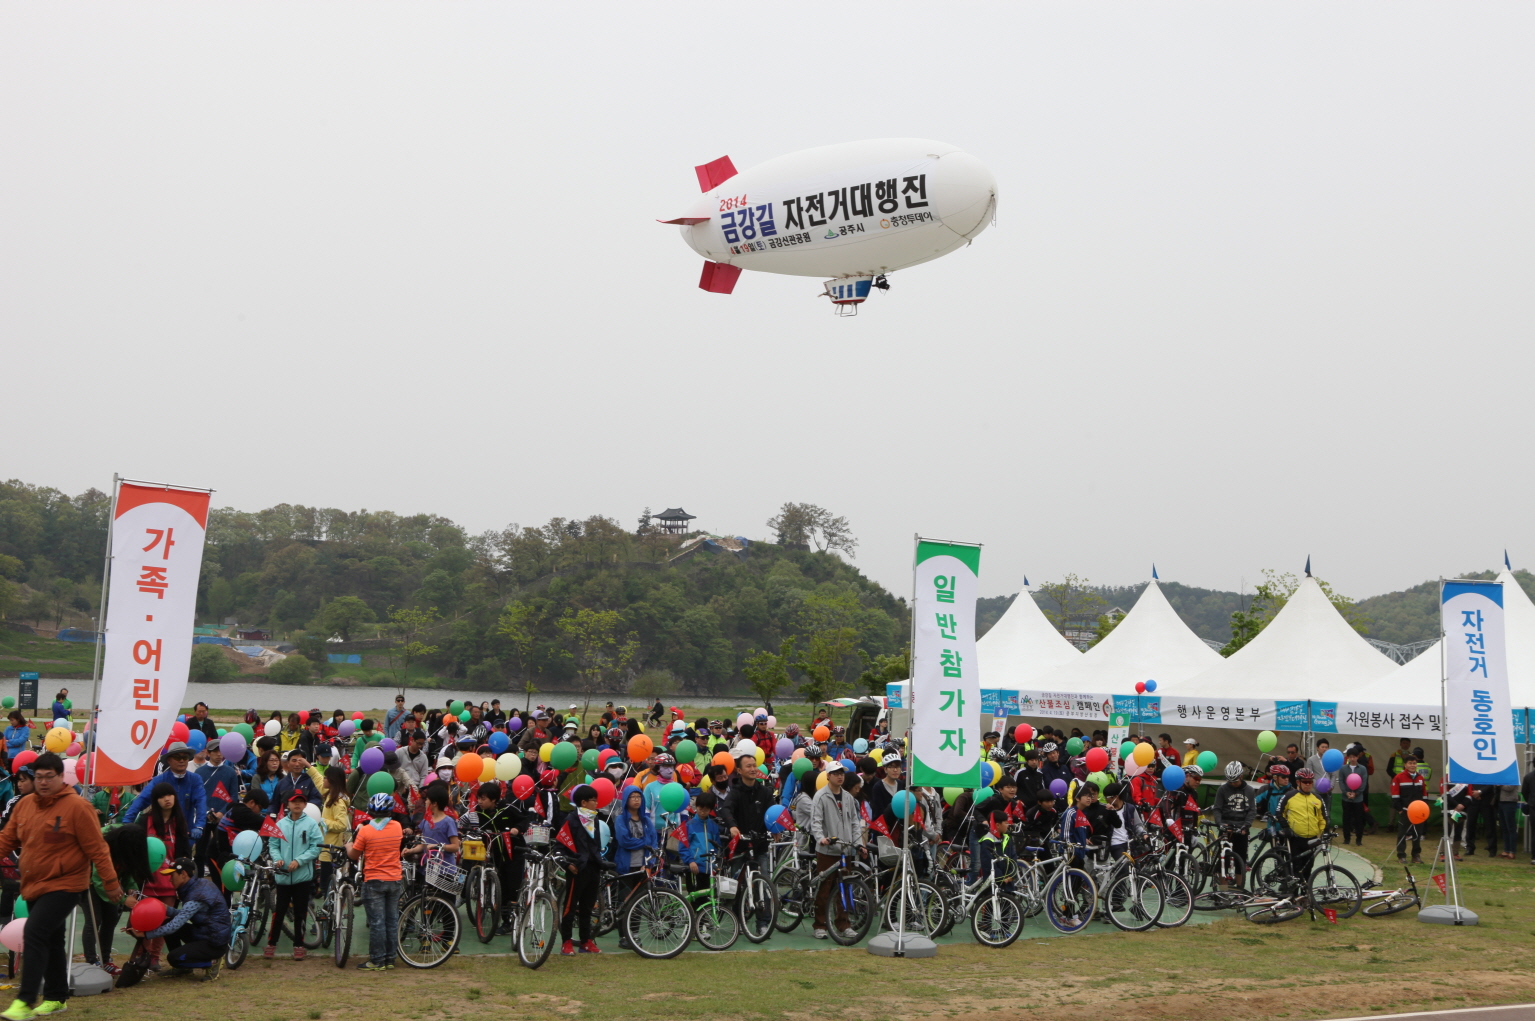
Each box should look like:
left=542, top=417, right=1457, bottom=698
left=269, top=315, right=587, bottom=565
left=188, top=703, right=220, bottom=745
left=718, top=748, right=776, bottom=930
left=1014, top=749, right=1046, bottom=804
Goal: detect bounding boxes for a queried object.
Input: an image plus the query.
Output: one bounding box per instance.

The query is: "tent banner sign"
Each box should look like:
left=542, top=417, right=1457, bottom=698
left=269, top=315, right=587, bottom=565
left=910, top=537, right=981, bottom=789
left=96, top=482, right=211, bottom=785
left=1443, top=580, right=1520, bottom=784
left=1316, top=701, right=1442, bottom=739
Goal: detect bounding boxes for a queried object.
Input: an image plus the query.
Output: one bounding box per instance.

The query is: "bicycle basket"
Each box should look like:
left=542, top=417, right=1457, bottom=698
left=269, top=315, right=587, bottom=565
left=716, top=875, right=739, bottom=896
left=425, top=857, right=465, bottom=896
left=461, top=839, right=487, bottom=862
left=526, top=824, right=550, bottom=847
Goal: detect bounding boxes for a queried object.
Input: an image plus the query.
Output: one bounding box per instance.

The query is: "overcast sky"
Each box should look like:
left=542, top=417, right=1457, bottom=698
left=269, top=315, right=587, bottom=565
left=4, top=3, right=1531, bottom=603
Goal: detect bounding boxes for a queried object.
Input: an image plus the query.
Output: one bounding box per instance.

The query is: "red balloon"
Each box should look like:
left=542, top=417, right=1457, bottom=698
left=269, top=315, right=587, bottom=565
left=591, top=777, right=617, bottom=808
left=351, top=711, right=365, bottom=720
left=511, top=774, right=535, bottom=799
left=1135, top=681, right=1146, bottom=693
left=597, top=748, right=617, bottom=768
left=130, top=898, right=167, bottom=932
left=1013, top=723, right=1033, bottom=743
left=11, top=751, right=36, bottom=771
left=169, top=721, right=189, bottom=743
left=1085, top=747, right=1109, bottom=773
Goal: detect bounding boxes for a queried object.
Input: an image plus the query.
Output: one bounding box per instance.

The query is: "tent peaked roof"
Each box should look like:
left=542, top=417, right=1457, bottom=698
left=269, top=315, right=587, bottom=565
left=976, top=584, right=1081, bottom=686
left=1179, top=576, right=1393, bottom=701
left=1030, top=579, right=1220, bottom=692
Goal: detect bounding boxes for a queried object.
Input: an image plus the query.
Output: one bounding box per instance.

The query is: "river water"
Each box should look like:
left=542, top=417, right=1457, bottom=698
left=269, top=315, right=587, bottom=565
left=15, top=679, right=770, bottom=714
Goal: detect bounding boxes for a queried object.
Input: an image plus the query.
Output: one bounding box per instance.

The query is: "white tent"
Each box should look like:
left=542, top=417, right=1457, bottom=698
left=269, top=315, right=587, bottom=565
left=1028, top=579, right=1219, bottom=692
left=1176, top=575, right=1394, bottom=701
left=1352, top=569, right=1535, bottom=708
left=975, top=583, right=1081, bottom=686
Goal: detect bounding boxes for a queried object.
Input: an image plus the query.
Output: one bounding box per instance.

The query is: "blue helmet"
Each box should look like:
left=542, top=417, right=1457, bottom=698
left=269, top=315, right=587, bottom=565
left=369, top=792, right=395, bottom=814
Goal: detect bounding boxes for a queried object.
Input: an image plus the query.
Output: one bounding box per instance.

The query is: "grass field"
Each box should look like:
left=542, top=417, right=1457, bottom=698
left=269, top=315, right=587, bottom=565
left=0, top=629, right=97, bottom=678
left=42, top=838, right=1535, bottom=1021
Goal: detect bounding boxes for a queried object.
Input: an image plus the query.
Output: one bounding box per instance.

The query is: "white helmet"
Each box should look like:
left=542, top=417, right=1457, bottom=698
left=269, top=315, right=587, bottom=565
left=1225, top=761, right=1244, bottom=780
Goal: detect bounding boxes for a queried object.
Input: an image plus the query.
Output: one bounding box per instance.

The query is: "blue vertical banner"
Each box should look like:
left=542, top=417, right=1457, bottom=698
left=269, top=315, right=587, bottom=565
left=1442, top=580, right=1520, bottom=784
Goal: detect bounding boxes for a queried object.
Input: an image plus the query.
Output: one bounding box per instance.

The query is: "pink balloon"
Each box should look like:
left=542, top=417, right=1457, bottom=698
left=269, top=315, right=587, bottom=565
left=1345, top=772, right=1363, bottom=790
left=0, top=919, right=24, bottom=953
left=66, top=742, right=81, bottom=757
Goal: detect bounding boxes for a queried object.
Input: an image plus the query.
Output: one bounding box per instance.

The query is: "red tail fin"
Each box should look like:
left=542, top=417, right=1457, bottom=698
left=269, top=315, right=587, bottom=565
left=699, top=261, right=741, bottom=294
left=694, top=156, right=737, bottom=193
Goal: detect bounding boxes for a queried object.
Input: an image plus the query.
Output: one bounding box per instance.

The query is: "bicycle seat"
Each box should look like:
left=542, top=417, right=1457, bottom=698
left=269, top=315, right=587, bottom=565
left=666, top=864, right=691, bottom=875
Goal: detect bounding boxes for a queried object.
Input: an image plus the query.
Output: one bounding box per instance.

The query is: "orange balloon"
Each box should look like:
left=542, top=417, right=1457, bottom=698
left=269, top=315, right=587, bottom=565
left=455, top=753, right=483, bottom=783
left=1406, top=799, right=1430, bottom=825
left=791, top=747, right=805, bottom=761
left=813, top=725, right=830, bottom=742
left=627, top=734, right=653, bottom=763
left=711, top=750, right=736, bottom=775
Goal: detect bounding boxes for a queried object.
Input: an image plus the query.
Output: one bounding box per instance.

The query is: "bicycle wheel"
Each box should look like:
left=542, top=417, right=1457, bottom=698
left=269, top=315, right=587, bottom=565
left=884, top=880, right=947, bottom=938
left=473, top=868, right=502, bottom=944
left=225, top=911, right=250, bottom=970
left=737, top=870, right=779, bottom=944
left=694, top=900, right=740, bottom=950
left=929, top=872, right=961, bottom=938
left=774, top=867, right=808, bottom=932
left=1153, top=870, right=1193, bottom=928
left=1309, top=863, right=1361, bottom=919
left=1244, top=897, right=1304, bottom=924
left=1186, top=845, right=1212, bottom=895
left=465, top=866, right=484, bottom=938
left=623, top=888, right=693, bottom=960
left=1361, top=889, right=1419, bottom=917
left=970, top=890, right=1024, bottom=948
left=315, top=887, right=334, bottom=950
left=1104, top=872, right=1161, bottom=932
left=397, top=894, right=461, bottom=968
left=826, top=875, right=876, bottom=946
left=1247, top=851, right=1283, bottom=895
left=593, top=873, right=619, bottom=937
left=333, top=886, right=354, bottom=969
left=1044, top=869, right=1096, bottom=934
left=517, top=889, right=558, bottom=969
left=247, top=882, right=273, bottom=946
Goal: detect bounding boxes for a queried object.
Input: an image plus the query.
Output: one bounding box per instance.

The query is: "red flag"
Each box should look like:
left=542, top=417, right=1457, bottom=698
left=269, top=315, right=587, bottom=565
left=394, top=793, right=408, bottom=815
left=259, top=817, right=282, bottom=838
left=211, top=782, right=232, bottom=804
left=868, top=814, right=891, bottom=838
left=671, top=821, right=689, bottom=848
left=911, top=806, right=925, bottom=831
left=1432, top=873, right=1447, bottom=895
left=778, top=811, right=797, bottom=832
left=1323, top=908, right=1338, bottom=924
left=353, top=812, right=371, bottom=826
left=555, top=819, right=577, bottom=853
left=727, top=834, right=739, bottom=859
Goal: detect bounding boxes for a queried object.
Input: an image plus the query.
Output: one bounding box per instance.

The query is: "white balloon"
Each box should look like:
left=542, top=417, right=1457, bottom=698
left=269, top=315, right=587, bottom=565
left=754, top=707, right=767, bottom=718
left=767, top=716, right=777, bottom=729
left=495, top=753, right=522, bottom=782
left=263, top=720, right=280, bottom=737
left=302, top=803, right=322, bottom=822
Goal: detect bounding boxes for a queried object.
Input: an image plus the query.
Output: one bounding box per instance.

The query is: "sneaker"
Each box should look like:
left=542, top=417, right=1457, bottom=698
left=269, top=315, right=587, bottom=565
left=578, top=940, right=601, bottom=955
left=838, top=928, right=859, bottom=941
left=1411, top=856, right=1424, bottom=865
left=0, top=1001, right=33, bottom=1021
left=202, top=957, right=222, bottom=982
left=292, top=947, right=306, bottom=962
left=31, top=1006, right=65, bottom=1018
left=812, top=928, right=829, bottom=940
left=355, top=960, right=387, bottom=971
left=101, top=963, right=121, bottom=978
left=384, top=960, right=396, bottom=970
left=146, top=959, right=163, bottom=973
left=560, top=940, right=576, bottom=956
left=262, top=945, right=276, bottom=959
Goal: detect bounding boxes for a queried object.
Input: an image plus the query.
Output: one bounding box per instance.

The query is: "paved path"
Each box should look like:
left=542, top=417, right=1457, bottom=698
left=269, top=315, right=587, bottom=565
left=1325, top=1006, right=1535, bottom=1021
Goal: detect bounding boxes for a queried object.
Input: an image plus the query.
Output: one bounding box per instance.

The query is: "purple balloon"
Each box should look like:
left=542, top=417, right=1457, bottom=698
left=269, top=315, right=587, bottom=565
left=1049, top=778, right=1068, bottom=797
left=507, top=717, right=523, bottom=732
left=1315, top=775, right=1332, bottom=794
left=359, top=747, right=385, bottom=774
left=219, top=732, right=247, bottom=762
left=338, top=720, right=356, bottom=738
left=775, top=738, right=793, bottom=759
left=380, top=738, right=397, bottom=754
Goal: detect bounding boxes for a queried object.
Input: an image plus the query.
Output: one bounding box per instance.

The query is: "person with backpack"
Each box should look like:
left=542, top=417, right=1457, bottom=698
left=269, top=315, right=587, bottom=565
left=125, top=857, right=231, bottom=980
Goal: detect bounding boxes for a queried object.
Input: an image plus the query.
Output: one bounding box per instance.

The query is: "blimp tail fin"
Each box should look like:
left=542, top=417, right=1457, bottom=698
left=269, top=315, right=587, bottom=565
left=698, top=261, right=741, bottom=294
left=694, top=156, right=737, bottom=193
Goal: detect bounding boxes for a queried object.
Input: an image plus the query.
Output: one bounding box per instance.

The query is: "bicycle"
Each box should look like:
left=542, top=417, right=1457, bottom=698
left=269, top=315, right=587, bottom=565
left=224, top=856, right=278, bottom=970
left=1360, top=863, right=1421, bottom=917
left=461, top=828, right=501, bottom=944
left=1244, top=835, right=1328, bottom=924
left=1192, top=825, right=1253, bottom=911
left=606, top=852, right=694, bottom=959
left=308, top=843, right=363, bottom=967
left=869, top=841, right=948, bottom=939
left=717, top=835, right=779, bottom=943
left=1305, top=833, right=1362, bottom=918
left=1084, top=842, right=1166, bottom=932
left=963, top=839, right=1027, bottom=948
left=513, top=846, right=560, bottom=969
left=396, top=845, right=463, bottom=968
left=675, top=850, right=741, bottom=950
left=794, top=846, right=876, bottom=946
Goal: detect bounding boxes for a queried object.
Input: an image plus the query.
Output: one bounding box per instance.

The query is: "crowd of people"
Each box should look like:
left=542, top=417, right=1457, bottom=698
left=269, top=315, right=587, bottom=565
left=0, top=691, right=1531, bottom=1015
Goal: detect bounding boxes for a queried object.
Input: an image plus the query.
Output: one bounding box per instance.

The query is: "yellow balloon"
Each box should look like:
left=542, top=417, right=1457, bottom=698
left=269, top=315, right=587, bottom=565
left=816, top=770, right=829, bottom=790
left=44, top=727, right=70, bottom=753
left=539, top=742, right=553, bottom=763
left=700, top=775, right=712, bottom=792
left=479, top=757, right=496, bottom=782
left=1133, top=742, right=1155, bottom=767
left=870, top=748, right=883, bottom=765
left=637, top=721, right=645, bottom=733
left=494, top=753, right=521, bottom=782
left=754, top=746, right=765, bottom=765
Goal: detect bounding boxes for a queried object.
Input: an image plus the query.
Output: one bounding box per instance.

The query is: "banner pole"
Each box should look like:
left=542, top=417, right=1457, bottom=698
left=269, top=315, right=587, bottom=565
left=84, top=475, right=120, bottom=786
left=1421, top=577, right=1473, bottom=925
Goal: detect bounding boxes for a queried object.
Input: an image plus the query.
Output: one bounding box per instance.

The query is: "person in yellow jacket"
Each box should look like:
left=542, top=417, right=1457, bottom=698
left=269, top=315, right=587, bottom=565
left=1278, top=767, right=1329, bottom=881
left=1181, top=738, right=1200, bottom=767
left=315, top=766, right=352, bottom=894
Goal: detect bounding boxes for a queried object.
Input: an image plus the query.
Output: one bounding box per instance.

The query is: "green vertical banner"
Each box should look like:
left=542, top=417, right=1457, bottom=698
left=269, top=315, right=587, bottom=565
left=911, top=537, right=982, bottom=788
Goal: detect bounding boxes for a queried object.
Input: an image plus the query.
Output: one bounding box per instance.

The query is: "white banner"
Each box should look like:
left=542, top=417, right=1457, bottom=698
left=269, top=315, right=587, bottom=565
left=910, top=538, right=981, bottom=788
left=1442, top=580, right=1519, bottom=785
left=95, top=483, right=210, bottom=785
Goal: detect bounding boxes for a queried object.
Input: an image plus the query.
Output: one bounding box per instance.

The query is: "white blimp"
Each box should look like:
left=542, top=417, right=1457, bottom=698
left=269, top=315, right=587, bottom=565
left=661, top=138, right=997, bottom=314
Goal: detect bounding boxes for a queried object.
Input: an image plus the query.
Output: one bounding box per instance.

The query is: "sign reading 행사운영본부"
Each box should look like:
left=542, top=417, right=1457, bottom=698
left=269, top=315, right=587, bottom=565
left=910, top=539, right=981, bottom=789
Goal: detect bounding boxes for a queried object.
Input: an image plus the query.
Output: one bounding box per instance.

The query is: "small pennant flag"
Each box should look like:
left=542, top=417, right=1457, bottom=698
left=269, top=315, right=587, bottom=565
left=258, top=817, right=282, bottom=838
left=555, top=819, right=577, bottom=853
left=1152, top=564, right=1159, bottom=580
left=778, top=810, right=797, bottom=832
left=1506, top=550, right=1512, bottom=570
left=1432, top=873, right=1447, bottom=895
left=868, top=814, right=891, bottom=839
left=1323, top=907, right=1338, bottom=924
left=671, top=821, right=689, bottom=848
left=211, top=782, right=232, bottom=804
left=1304, top=555, right=1312, bottom=577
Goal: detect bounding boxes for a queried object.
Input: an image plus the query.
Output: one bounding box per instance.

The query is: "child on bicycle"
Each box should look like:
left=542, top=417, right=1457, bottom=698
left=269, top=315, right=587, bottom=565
left=475, top=781, right=527, bottom=935
left=679, top=791, right=721, bottom=891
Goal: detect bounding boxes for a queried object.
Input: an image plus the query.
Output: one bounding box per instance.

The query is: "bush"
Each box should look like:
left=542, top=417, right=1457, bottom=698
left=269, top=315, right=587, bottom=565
left=266, top=655, right=314, bottom=685
left=189, top=643, right=237, bottom=683
left=465, top=659, right=503, bottom=687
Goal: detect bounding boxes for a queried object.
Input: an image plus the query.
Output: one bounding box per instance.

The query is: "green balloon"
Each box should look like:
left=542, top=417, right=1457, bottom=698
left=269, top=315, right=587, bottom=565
left=1065, top=737, right=1084, bottom=756
left=1196, top=750, right=1218, bottom=773
left=146, top=836, right=167, bottom=872
left=457, top=710, right=471, bottom=723
left=1087, top=771, right=1111, bottom=791
left=366, top=771, right=395, bottom=796
left=1256, top=730, right=1278, bottom=753
left=792, top=756, right=814, bottom=777
left=1, top=697, right=14, bottom=709
left=550, top=742, right=578, bottom=771
left=221, top=859, right=245, bottom=892
left=450, top=700, right=465, bottom=715
left=672, top=739, right=698, bottom=764
left=234, top=723, right=255, bottom=743
left=943, top=786, right=962, bottom=805
left=658, top=781, right=688, bottom=813
left=581, top=748, right=600, bottom=772
left=12, top=900, right=27, bottom=919
left=216, top=728, right=227, bottom=737
left=1119, top=740, right=1136, bottom=760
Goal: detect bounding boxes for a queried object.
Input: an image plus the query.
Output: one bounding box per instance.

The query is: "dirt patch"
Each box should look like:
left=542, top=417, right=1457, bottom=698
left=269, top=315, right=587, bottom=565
left=512, top=993, right=584, bottom=1016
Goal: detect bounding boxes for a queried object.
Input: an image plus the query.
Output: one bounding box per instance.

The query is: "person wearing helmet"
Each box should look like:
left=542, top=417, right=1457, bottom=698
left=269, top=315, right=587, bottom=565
left=1278, top=768, right=1328, bottom=877
left=825, top=726, right=849, bottom=762
left=346, top=792, right=407, bottom=971
left=1161, top=765, right=1202, bottom=846
left=1255, top=763, right=1293, bottom=839
left=1207, top=761, right=1256, bottom=879
left=752, top=714, right=777, bottom=764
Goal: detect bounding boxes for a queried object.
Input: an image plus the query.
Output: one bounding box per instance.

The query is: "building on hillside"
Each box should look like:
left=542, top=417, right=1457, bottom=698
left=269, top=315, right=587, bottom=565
left=654, top=508, right=696, bottom=535
left=1062, top=607, right=1125, bottom=651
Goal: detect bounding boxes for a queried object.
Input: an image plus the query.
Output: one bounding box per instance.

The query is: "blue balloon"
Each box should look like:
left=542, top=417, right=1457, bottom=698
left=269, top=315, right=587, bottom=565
left=765, top=804, right=788, bottom=833
left=598, top=820, right=610, bottom=852
left=177, top=714, right=186, bottom=723
left=852, top=738, right=868, bottom=754
left=186, top=730, right=207, bottom=751
left=1144, top=680, right=1157, bottom=693
left=891, top=790, right=915, bottom=818
left=488, top=731, right=510, bottom=755
left=839, top=758, right=857, bottom=775
left=232, top=830, right=263, bottom=862
left=979, top=762, right=997, bottom=787
left=1321, top=748, right=1344, bottom=773
left=1162, top=765, right=1186, bottom=791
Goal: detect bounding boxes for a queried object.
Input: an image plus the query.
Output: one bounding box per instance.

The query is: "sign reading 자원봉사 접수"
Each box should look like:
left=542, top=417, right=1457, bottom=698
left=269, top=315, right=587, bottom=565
left=94, top=483, right=210, bottom=785
left=1442, top=580, right=1519, bottom=785
left=911, top=538, right=981, bottom=789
